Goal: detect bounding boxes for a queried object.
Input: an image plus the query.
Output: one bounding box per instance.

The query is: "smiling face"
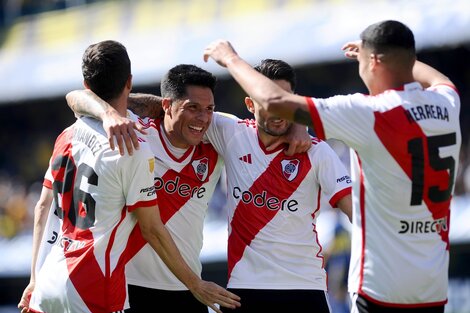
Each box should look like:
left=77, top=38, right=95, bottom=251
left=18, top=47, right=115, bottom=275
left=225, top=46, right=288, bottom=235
left=163, top=85, right=215, bottom=148
left=248, top=79, right=293, bottom=138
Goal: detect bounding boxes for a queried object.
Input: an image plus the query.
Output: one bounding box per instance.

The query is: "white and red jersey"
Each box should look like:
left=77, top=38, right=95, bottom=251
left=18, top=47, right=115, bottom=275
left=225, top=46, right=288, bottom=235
left=307, top=82, right=461, bottom=306
left=205, top=112, right=351, bottom=290
left=125, top=116, right=224, bottom=290
left=30, top=113, right=157, bottom=313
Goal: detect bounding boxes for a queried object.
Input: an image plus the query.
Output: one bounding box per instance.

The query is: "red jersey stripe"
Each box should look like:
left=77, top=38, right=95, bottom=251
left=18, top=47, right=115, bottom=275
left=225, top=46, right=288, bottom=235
left=227, top=152, right=312, bottom=277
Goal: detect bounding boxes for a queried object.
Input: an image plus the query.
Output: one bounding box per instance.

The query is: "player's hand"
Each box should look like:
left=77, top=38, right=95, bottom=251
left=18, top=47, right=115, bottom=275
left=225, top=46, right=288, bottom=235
left=18, top=281, right=34, bottom=313
left=342, top=40, right=361, bottom=59
left=190, top=280, right=241, bottom=313
left=102, top=108, right=147, bottom=156
left=203, top=40, right=239, bottom=67
left=267, top=123, right=312, bottom=156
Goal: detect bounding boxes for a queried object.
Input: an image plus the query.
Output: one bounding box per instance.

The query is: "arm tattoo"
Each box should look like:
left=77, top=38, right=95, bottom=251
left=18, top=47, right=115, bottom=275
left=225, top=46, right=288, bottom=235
left=128, top=93, right=163, bottom=119
left=69, top=97, right=87, bottom=117
left=293, top=107, right=314, bottom=128
left=68, top=94, right=98, bottom=118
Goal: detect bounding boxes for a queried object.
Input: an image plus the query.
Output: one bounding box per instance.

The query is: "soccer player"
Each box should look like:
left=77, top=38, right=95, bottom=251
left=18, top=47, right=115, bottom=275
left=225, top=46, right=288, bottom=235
left=205, top=59, right=352, bottom=312
left=203, top=20, right=461, bottom=313
left=123, top=64, right=224, bottom=313
left=18, top=41, right=240, bottom=313
left=65, top=63, right=311, bottom=312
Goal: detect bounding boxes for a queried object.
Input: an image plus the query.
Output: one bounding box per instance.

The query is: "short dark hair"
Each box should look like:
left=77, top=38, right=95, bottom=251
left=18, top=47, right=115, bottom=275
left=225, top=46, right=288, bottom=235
left=160, top=64, right=217, bottom=100
left=81, top=40, right=131, bottom=101
left=253, top=59, right=296, bottom=92
left=360, top=20, right=415, bottom=55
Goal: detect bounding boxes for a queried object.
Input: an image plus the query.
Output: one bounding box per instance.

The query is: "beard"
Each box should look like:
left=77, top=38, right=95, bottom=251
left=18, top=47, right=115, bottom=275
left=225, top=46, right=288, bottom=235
left=259, top=119, right=292, bottom=137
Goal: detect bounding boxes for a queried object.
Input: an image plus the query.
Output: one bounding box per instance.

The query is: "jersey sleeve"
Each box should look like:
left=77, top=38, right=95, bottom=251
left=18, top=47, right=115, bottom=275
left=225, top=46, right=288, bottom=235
left=43, top=163, right=53, bottom=189
left=204, top=111, right=239, bottom=156
left=428, top=84, right=461, bottom=111
left=306, top=94, right=375, bottom=150
left=311, top=140, right=352, bottom=207
left=128, top=110, right=159, bottom=136
left=119, top=142, right=158, bottom=212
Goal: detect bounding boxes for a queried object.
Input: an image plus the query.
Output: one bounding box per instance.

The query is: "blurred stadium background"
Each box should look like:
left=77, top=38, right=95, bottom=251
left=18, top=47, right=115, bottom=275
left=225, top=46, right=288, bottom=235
left=0, top=0, right=469, bottom=312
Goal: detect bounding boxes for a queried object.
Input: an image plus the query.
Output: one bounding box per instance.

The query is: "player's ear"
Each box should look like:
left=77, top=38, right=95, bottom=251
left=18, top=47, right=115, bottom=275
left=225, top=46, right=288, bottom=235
left=370, top=53, right=381, bottom=70
left=245, top=97, right=255, bottom=114
left=162, top=98, right=172, bottom=116
left=126, top=74, right=133, bottom=91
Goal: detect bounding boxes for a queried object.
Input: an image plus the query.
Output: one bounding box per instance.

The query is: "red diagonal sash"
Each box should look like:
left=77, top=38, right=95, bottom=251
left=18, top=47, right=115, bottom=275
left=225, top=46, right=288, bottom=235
left=125, top=143, right=219, bottom=260
left=227, top=152, right=311, bottom=277
left=374, top=107, right=452, bottom=247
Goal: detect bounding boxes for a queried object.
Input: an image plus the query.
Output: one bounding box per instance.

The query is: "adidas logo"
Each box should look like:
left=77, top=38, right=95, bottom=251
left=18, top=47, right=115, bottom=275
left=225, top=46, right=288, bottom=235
left=239, top=154, right=252, bottom=164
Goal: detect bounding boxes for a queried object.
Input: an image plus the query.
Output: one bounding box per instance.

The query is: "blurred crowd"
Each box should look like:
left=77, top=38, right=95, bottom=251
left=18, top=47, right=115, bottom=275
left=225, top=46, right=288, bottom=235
left=0, top=173, right=40, bottom=238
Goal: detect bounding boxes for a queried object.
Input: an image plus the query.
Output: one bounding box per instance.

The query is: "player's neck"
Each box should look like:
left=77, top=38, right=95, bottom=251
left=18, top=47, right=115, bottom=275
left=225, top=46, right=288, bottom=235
left=161, top=122, right=190, bottom=151
left=257, top=129, right=280, bottom=149
left=110, top=92, right=131, bottom=117
left=369, top=70, right=414, bottom=95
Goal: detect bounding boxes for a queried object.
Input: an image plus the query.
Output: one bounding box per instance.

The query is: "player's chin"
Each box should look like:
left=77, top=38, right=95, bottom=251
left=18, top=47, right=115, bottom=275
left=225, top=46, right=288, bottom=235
left=187, top=134, right=204, bottom=146
left=267, top=125, right=290, bottom=136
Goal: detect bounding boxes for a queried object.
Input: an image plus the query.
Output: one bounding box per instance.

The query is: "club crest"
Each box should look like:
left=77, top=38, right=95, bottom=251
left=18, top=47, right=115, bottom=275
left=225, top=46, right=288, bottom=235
left=192, top=157, right=209, bottom=181
left=281, top=159, right=300, bottom=181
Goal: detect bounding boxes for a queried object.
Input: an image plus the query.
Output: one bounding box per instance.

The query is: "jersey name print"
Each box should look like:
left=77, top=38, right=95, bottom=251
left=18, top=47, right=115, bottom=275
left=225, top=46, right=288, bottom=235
left=308, top=82, right=461, bottom=306
left=374, top=105, right=454, bottom=247
left=30, top=114, right=157, bottom=313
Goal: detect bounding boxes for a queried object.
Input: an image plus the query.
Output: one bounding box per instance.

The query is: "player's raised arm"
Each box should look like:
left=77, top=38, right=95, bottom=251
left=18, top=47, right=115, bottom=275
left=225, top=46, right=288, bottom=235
left=203, top=40, right=313, bottom=127
left=412, top=60, right=455, bottom=89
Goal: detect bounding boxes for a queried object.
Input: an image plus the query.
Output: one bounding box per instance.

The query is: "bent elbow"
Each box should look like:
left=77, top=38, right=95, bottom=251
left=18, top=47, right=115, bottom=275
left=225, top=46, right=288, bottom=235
left=140, top=221, right=168, bottom=246
left=139, top=222, right=156, bottom=243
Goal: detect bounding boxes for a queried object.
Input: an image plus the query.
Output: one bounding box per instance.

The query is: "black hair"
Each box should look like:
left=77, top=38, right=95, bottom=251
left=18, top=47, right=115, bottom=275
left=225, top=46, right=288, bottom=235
left=253, top=59, right=296, bottom=91
left=360, top=20, right=415, bottom=55
left=160, top=64, right=217, bottom=100
left=81, top=40, right=131, bottom=101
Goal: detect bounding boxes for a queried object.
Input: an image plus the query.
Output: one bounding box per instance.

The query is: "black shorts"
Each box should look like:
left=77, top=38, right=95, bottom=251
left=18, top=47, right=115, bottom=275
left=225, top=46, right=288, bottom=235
left=221, top=289, right=331, bottom=313
left=350, top=293, right=445, bottom=313
left=124, top=284, right=208, bottom=313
